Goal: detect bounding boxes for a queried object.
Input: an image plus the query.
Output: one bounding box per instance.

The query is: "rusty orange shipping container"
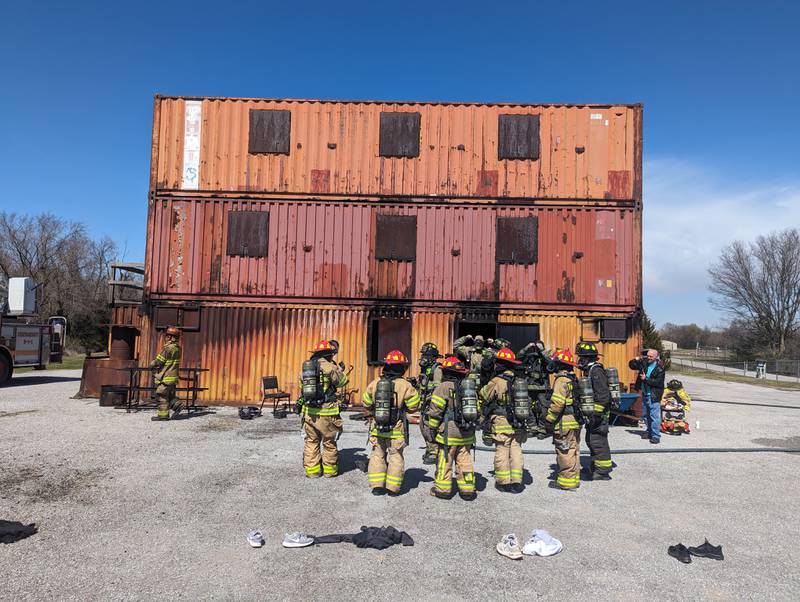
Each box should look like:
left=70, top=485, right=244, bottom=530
left=110, top=96, right=644, bottom=403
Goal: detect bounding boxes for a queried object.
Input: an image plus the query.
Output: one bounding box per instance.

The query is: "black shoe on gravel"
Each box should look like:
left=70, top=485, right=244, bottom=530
left=592, top=472, right=612, bottom=481
left=459, top=492, right=477, bottom=501
left=510, top=483, right=524, bottom=494
left=688, top=539, right=724, bottom=560
left=668, top=543, right=692, bottom=564
left=151, top=416, right=169, bottom=421
left=371, top=487, right=386, bottom=496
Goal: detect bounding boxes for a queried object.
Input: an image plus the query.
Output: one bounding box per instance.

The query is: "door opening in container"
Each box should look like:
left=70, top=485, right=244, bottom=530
left=455, top=321, right=497, bottom=342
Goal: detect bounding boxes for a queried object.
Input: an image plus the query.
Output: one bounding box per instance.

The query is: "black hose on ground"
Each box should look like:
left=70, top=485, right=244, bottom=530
left=472, top=445, right=800, bottom=455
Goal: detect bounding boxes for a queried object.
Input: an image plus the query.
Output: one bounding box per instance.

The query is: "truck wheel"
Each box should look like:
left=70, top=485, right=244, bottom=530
left=0, top=354, right=11, bottom=386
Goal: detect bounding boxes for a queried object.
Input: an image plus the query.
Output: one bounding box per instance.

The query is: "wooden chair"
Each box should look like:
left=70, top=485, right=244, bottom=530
left=261, top=376, right=291, bottom=417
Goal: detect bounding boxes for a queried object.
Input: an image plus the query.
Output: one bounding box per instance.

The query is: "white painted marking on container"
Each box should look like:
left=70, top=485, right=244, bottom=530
left=182, top=100, right=202, bottom=190
left=590, top=113, right=603, bottom=120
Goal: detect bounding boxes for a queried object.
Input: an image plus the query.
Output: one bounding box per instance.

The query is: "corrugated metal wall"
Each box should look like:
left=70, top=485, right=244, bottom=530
left=153, top=97, right=641, bottom=200
left=147, top=198, right=639, bottom=309
left=139, top=304, right=640, bottom=403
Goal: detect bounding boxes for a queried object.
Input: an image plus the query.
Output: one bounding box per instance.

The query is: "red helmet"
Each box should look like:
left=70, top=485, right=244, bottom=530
left=309, top=340, right=335, bottom=354
left=440, top=356, right=469, bottom=374
left=551, top=348, right=577, bottom=367
left=495, top=347, right=520, bottom=365
left=383, top=350, right=408, bottom=365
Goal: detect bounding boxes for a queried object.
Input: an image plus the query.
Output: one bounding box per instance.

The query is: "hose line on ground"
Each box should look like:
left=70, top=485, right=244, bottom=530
left=472, top=445, right=800, bottom=455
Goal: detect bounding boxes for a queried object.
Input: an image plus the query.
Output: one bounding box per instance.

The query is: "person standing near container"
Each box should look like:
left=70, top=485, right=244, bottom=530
left=575, top=342, right=613, bottom=480
left=150, top=326, right=183, bottom=421
left=416, top=342, right=443, bottom=465
left=545, top=349, right=582, bottom=491
left=298, top=340, right=348, bottom=477
left=633, top=349, right=666, bottom=444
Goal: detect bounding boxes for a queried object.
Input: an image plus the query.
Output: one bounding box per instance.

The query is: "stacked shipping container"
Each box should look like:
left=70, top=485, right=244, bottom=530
left=119, top=96, right=643, bottom=403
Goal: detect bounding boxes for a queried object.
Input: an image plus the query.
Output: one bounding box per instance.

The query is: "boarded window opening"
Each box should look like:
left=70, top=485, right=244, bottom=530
left=600, top=318, right=627, bottom=342
left=154, top=305, right=201, bottom=332
left=496, top=216, right=538, bottom=264
left=248, top=109, right=291, bottom=154
left=375, top=214, right=417, bottom=261
left=496, top=323, right=541, bottom=353
left=498, top=114, right=540, bottom=160
left=368, top=317, right=412, bottom=365
left=227, top=211, right=269, bottom=257
left=379, top=112, right=421, bottom=158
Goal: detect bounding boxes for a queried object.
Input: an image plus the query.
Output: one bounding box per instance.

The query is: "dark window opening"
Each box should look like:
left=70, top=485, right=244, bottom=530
left=379, top=112, right=421, bottom=158
left=375, top=214, right=417, bottom=261
left=497, top=323, right=541, bottom=354
left=600, top=318, right=627, bottom=342
left=154, top=305, right=201, bottom=332
left=227, top=211, right=269, bottom=257
left=496, top=216, right=538, bottom=264
left=368, top=317, right=412, bottom=365
left=455, top=321, right=497, bottom=342
left=498, top=114, right=540, bottom=160
left=248, top=109, right=291, bottom=154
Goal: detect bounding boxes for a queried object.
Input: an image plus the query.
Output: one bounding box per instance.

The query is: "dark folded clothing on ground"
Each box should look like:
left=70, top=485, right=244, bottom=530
left=0, top=520, right=38, bottom=544
left=314, top=526, right=413, bottom=549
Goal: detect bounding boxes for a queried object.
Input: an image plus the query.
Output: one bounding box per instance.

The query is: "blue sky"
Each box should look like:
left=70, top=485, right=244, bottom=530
left=2, top=1, right=798, bottom=327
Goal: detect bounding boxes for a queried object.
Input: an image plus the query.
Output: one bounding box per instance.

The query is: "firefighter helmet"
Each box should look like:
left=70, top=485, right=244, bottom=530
left=165, top=326, right=181, bottom=338
left=667, top=379, right=683, bottom=391
left=551, top=348, right=578, bottom=367
left=575, top=341, right=600, bottom=357
left=309, top=340, right=335, bottom=354
left=441, top=356, right=469, bottom=374
left=419, top=342, right=441, bottom=357
left=495, top=348, right=521, bottom=365
left=383, top=350, right=408, bottom=365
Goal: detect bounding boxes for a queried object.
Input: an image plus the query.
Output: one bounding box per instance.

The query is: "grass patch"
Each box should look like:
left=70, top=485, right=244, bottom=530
left=17, top=354, right=86, bottom=373
left=670, top=364, right=800, bottom=391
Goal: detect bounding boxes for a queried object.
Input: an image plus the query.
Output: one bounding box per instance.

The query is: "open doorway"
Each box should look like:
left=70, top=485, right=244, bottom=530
left=455, top=321, right=497, bottom=341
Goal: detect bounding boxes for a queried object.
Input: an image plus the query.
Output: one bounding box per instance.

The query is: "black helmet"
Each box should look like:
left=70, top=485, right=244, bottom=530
left=420, top=342, right=441, bottom=357
left=667, top=379, right=683, bottom=391
left=575, top=341, right=600, bottom=357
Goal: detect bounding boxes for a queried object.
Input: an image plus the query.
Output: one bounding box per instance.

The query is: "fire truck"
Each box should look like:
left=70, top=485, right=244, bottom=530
left=0, top=277, right=65, bottom=385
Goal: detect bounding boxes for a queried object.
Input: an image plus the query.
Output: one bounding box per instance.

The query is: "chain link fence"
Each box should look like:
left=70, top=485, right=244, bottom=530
left=672, top=357, right=800, bottom=383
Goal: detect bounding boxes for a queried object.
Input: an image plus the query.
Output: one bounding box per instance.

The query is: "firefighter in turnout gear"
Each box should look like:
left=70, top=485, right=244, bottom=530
left=575, top=342, right=613, bottom=480
left=545, top=349, right=582, bottom=491
left=454, top=335, right=492, bottom=385
left=362, top=351, right=420, bottom=495
left=416, top=342, right=443, bottom=465
left=479, top=348, right=528, bottom=493
left=427, top=357, right=478, bottom=501
left=150, top=326, right=183, bottom=421
left=298, top=340, right=349, bottom=478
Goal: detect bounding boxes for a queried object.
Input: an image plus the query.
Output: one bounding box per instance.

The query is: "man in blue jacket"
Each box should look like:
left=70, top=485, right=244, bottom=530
left=632, top=349, right=666, bottom=444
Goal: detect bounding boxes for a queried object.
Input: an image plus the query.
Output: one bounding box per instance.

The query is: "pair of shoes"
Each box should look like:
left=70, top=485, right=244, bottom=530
left=547, top=481, right=576, bottom=492
left=668, top=540, right=724, bottom=563
left=151, top=415, right=169, bottom=422
left=459, top=492, right=476, bottom=501
left=371, top=487, right=386, bottom=496
left=650, top=437, right=660, bottom=444
left=282, top=532, right=314, bottom=548
left=422, top=454, right=437, bottom=465
left=522, top=529, right=563, bottom=557
left=247, top=531, right=265, bottom=548
left=429, top=486, right=452, bottom=500
left=496, top=534, right=523, bottom=560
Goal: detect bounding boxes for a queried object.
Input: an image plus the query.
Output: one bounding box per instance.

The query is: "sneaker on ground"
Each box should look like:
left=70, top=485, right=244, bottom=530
left=282, top=532, right=314, bottom=548
left=496, top=533, right=523, bottom=560
left=247, top=531, right=265, bottom=548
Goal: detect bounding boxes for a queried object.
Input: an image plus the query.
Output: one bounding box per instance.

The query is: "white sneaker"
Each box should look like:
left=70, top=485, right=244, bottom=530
left=282, top=532, right=314, bottom=548
left=522, top=529, right=563, bottom=557
left=247, top=531, right=264, bottom=548
left=496, top=533, right=523, bottom=560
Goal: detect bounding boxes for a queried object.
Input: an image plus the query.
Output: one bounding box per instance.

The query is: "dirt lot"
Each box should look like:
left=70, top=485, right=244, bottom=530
left=2, top=370, right=799, bottom=601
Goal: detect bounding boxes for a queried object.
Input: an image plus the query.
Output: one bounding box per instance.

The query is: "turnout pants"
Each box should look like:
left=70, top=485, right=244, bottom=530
left=155, top=383, right=177, bottom=418
left=585, top=416, right=612, bottom=476
left=553, top=428, right=581, bottom=490
left=367, top=435, right=406, bottom=492
left=491, top=416, right=527, bottom=485
left=433, top=445, right=475, bottom=495
left=419, top=418, right=438, bottom=458
left=303, top=414, right=343, bottom=477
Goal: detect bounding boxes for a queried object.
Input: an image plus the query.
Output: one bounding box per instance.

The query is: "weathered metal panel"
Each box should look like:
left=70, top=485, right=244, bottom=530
left=153, top=97, right=641, bottom=200
left=137, top=304, right=641, bottom=403
left=147, top=199, right=639, bottom=308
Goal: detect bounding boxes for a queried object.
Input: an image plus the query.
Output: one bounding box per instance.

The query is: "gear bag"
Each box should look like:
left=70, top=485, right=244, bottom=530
left=459, top=376, right=479, bottom=424
left=301, top=359, right=325, bottom=406
left=373, top=378, right=396, bottom=432
left=606, top=366, right=621, bottom=409
left=574, top=376, right=595, bottom=424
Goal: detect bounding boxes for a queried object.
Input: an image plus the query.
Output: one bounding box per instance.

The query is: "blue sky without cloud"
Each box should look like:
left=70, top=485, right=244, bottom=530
left=1, top=1, right=798, bottom=328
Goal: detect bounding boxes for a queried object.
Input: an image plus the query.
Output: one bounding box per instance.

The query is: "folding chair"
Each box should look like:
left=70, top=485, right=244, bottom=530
left=261, top=376, right=291, bottom=418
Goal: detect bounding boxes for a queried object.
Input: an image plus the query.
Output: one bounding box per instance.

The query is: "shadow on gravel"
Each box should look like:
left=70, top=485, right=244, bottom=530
left=169, top=410, right=217, bottom=420
left=400, top=468, right=434, bottom=493
left=5, top=375, right=82, bottom=387
left=338, top=447, right=369, bottom=475
left=751, top=435, right=800, bottom=448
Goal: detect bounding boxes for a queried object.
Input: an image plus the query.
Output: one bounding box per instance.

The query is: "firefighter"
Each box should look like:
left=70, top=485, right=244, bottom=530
left=575, top=341, right=613, bottom=480
left=427, top=356, right=478, bottom=501
left=150, top=326, right=183, bottom=421
left=416, top=342, right=443, bottom=465
left=479, top=348, right=527, bottom=493
left=298, top=340, right=348, bottom=478
left=545, top=349, right=582, bottom=491
left=454, top=335, right=492, bottom=385
left=362, top=350, right=420, bottom=495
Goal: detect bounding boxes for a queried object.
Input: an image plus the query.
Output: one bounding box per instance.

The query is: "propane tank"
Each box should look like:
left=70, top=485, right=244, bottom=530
left=577, top=376, right=595, bottom=420
left=606, top=367, right=621, bottom=406
left=373, top=379, right=395, bottom=427
left=460, top=376, right=479, bottom=423
left=301, top=359, right=321, bottom=402
left=512, top=376, right=531, bottom=421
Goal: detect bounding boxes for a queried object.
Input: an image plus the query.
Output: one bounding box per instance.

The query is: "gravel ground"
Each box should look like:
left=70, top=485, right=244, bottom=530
left=1, top=370, right=799, bottom=601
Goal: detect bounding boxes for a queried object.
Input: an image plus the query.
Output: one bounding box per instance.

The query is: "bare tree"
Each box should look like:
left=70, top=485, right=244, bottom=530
left=709, top=228, right=800, bottom=357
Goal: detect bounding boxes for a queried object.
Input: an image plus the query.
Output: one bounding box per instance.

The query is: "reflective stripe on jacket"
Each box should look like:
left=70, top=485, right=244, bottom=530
left=151, top=342, right=181, bottom=385
left=546, top=372, right=581, bottom=431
